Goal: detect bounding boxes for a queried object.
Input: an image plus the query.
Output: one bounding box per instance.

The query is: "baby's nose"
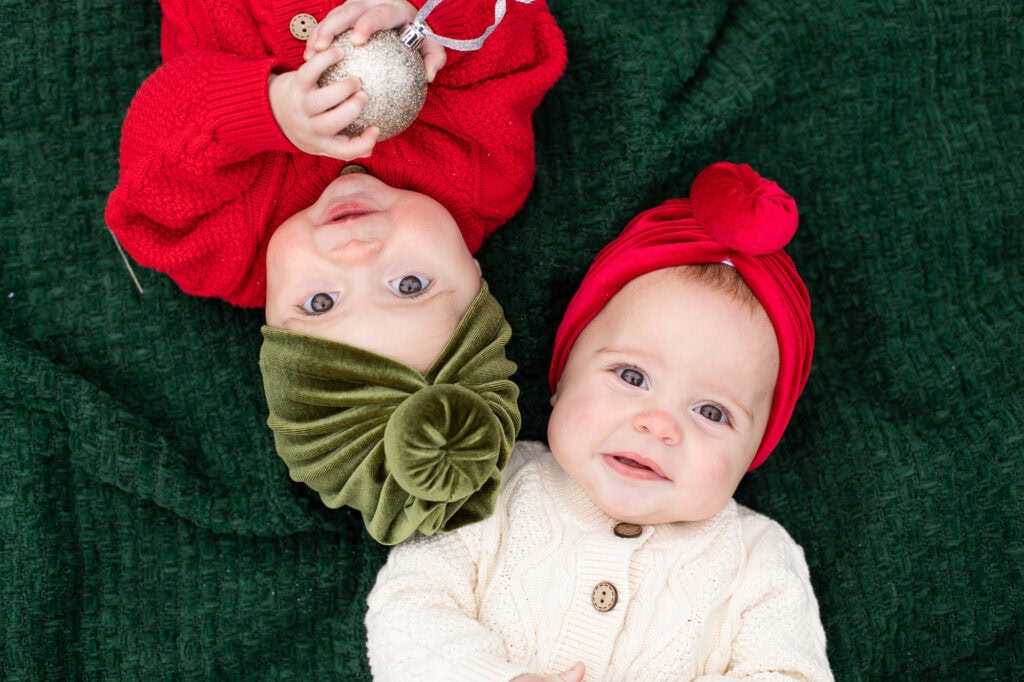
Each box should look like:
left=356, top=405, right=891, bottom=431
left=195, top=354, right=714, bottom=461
left=632, top=408, right=682, bottom=446
left=328, top=238, right=383, bottom=263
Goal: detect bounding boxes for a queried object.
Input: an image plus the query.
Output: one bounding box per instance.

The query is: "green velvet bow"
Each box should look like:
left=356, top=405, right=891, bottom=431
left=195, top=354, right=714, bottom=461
left=259, top=280, right=520, bottom=545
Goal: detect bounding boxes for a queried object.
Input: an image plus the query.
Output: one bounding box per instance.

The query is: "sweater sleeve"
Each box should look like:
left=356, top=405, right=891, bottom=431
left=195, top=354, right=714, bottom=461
left=374, top=0, right=567, bottom=252
left=697, top=514, right=833, bottom=681
left=104, top=45, right=299, bottom=304
left=365, top=515, right=530, bottom=681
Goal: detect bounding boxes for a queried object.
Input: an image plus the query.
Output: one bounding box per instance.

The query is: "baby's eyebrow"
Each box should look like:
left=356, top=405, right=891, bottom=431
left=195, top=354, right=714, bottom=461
left=595, top=345, right=648, bottom=356
left=593, top=342, right=630, bottom=352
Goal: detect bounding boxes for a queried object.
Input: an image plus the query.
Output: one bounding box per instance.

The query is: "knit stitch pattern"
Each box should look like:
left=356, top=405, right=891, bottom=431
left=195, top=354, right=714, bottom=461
left=1, top=0, right=1022, bottom=679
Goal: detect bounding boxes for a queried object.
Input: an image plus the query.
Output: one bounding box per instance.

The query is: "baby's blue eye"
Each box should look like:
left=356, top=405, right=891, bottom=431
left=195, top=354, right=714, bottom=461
left=302, top=292, right=338, bottom=314
left=391, top=274, right=430, bottom=297
left=616, top=367, right=647, bottom=388
left=696, top=404, right=728, bottom=424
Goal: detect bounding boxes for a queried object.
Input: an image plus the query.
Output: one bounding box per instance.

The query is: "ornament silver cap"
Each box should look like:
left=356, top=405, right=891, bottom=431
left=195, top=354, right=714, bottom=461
left=399, top=23, right=426, bottom=50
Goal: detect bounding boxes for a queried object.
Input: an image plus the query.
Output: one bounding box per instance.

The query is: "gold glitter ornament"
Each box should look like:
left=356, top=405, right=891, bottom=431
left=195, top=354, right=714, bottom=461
left=317, top=29, right=428, bottom=141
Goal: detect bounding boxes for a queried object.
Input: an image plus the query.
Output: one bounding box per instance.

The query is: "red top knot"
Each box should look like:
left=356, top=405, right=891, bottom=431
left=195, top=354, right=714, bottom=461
left=690, top=162, right=798, bottom=255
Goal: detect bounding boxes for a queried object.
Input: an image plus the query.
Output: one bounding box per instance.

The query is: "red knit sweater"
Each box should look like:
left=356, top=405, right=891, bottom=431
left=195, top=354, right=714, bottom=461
left=105, top=0, right=566, bottom=307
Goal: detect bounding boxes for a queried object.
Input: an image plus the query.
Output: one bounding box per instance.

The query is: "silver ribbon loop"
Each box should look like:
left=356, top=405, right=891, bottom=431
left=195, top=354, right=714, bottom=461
left=406, top=0, right=533, bottom=52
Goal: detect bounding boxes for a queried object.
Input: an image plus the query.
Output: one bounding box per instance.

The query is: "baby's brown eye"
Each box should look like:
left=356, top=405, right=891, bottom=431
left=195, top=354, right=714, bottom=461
left=696, top=404, right=727, bottom=424
left=616, top=367, right=646, bottom=388
left=302, top=292, right=337, bottom=314
left=391, top=275, right=430, bottom=296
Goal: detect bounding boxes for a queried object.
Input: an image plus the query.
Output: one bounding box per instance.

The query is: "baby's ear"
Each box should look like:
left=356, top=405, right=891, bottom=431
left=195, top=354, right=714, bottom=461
left=549, top=389, right=559, bottom=407
left=473, top=258, right=481, bottom=277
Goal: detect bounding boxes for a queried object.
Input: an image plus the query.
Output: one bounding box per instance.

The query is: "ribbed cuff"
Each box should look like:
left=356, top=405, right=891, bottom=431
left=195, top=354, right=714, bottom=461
left=204, top=55, right=297, bottom=155
left=458, top=652, right=531, bottom=681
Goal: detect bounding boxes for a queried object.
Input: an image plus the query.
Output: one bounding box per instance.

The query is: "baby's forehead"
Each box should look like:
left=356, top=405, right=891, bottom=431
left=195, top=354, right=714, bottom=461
left=591, top=271, right=778, bottom=359
left=604, top=267, right=763, bottom=316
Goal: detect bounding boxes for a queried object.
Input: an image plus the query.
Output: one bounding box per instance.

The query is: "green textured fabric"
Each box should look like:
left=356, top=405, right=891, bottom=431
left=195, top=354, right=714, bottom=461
left=1, top=0, right=1021, bottom=679
left=259, top=281, right=519, bottom=545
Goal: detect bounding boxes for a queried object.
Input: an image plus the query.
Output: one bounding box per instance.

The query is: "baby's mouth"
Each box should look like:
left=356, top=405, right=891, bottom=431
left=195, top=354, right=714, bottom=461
left=324, top=208, right=374, bottom=225
left=603, top=453, right=669, bottom=481
left=319, top=199, right=380, bottom=226
left=616, top=455, right=651, bottom=470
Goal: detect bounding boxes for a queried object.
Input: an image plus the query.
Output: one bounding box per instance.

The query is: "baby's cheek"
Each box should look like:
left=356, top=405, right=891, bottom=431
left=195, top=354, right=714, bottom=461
left=690, top=455, right=743, bottom=515
left=549, top=391, right=601, bottom=438
left=545, top=400, right=573, bottom=452
left=547, top=396, right=594, bottom=459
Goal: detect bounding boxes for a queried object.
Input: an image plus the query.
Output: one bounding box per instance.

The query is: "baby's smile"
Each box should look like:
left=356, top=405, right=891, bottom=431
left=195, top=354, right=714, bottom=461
left=602, top=452, right=670, bottom=481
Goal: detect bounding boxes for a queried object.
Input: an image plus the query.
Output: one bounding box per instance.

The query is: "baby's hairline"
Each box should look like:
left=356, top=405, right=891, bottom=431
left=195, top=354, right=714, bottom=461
left=658, top=263, right=762, bottom=314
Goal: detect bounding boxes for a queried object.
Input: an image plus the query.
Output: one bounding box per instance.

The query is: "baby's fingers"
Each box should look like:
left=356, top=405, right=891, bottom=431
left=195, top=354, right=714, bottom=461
left=349, top=4, right=415, bottom=45
left=312, top=88, right=369, bottom=134
left=558, top=662, right=585, bottom=682
left=307, top=0, right=367, bottom=53
left=306, top=76, right=363, bottom=116
left=297, top=47, right=345, bottom=87
left=321, top=126, right=379, bottom=161
left=419, top=39, right=447, bottom=82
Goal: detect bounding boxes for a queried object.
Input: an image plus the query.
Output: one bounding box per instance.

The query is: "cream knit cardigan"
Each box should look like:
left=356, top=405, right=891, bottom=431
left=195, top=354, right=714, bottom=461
left=366, top=441, right=832, bottom=681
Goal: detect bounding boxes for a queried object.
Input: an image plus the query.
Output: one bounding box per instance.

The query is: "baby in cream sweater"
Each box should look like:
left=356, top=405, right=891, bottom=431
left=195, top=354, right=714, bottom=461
left=365, top=163, right=833, bottom=681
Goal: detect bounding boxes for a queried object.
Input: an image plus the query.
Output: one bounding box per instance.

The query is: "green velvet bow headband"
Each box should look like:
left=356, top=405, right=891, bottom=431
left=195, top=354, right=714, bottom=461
left=259, top=280, right=520, bottom=545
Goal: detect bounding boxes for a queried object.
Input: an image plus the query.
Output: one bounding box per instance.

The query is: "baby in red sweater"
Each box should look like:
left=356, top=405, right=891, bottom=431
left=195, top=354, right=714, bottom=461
left=106, top=0, right=566, bottom=542
left=106, top=0, right=565, bottom=328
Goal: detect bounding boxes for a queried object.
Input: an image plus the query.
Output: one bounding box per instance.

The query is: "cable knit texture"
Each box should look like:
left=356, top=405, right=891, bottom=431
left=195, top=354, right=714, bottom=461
left=366, top=441, right=832, bottom=681
left=105, top=0, right=567, bottom=306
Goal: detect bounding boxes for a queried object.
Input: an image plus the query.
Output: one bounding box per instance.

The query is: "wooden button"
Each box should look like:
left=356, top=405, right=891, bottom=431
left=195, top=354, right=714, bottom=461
left=289, top=13, right=317, bottom=40
left=613, top=522, right=642, bottom=538
left=591, top=581, right=617, bottom=612
left=339, top=163, right=368, bottom=175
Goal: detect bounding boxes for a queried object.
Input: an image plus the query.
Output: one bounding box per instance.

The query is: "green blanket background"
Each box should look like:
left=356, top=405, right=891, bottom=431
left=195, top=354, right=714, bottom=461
left=2, top=0, right=1021, bottom=678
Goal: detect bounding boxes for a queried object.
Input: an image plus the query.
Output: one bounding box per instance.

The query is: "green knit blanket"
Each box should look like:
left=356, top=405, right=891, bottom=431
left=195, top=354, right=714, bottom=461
left=1, top=0, right=1020, bottom=678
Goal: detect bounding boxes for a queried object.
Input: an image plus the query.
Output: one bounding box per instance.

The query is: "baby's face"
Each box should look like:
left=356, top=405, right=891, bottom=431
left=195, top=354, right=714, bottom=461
left=547, top=268, right=779, bottom=525
left=265, top=173, right=481, bottom=374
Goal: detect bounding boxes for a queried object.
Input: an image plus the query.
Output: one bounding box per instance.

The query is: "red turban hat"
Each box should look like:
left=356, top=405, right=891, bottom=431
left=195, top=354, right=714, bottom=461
left=549, top=162, right=813, bottom=470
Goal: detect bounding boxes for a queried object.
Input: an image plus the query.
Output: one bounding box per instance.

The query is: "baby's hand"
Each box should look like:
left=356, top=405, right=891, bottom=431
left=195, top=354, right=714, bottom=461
left=268, top=48, right=379, bottom=160
left=305, top=0, right=446, bottom=82
left=512, top=662, right=585, bottom=682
